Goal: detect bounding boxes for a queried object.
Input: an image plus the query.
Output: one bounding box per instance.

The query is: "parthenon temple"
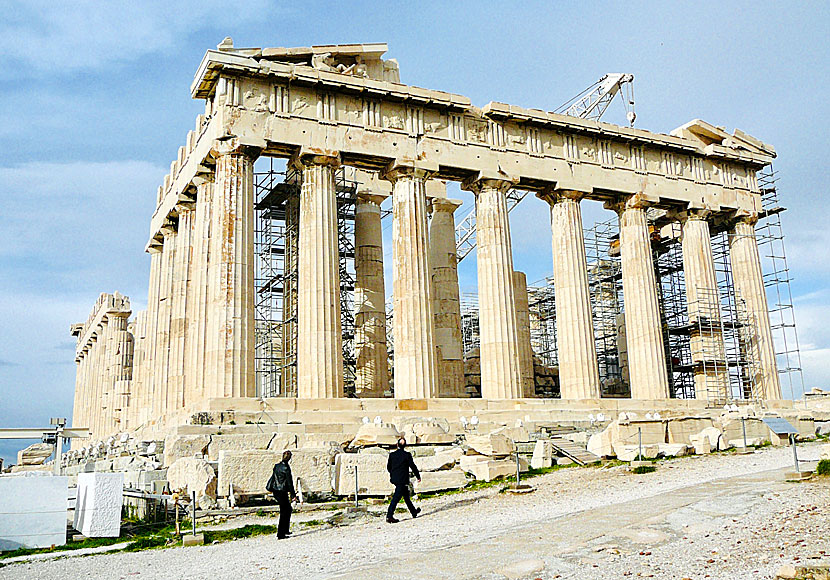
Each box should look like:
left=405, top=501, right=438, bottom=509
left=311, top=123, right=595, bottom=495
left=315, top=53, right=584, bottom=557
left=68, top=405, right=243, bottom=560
left=71, top=40, right=799, bottom=448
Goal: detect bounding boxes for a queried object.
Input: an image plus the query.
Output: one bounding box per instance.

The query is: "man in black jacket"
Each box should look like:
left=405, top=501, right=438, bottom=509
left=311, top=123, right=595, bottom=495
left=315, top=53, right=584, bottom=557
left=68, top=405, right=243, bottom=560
left=271, top=450, right=297, bottom=539
left=386, top=437, right=421, bottom=523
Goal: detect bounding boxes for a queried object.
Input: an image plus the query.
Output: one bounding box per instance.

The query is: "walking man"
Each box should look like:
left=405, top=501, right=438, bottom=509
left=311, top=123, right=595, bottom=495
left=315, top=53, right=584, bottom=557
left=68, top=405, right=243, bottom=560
left=270, top=450, right=297, bottom=539
left=386, top=437, right=421, bottom=523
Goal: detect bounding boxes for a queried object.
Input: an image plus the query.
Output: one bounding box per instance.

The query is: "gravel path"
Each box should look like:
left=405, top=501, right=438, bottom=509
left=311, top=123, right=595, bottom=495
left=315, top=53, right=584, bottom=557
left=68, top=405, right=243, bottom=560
left=1, top=444, right=826, bottom=580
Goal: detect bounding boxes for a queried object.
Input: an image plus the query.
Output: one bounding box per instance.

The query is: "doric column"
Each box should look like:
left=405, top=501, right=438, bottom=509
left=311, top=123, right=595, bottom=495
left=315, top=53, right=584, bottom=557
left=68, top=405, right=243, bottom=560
left=138, top=248, right=162, bottom=426
left=680, top=211, right=729, bottom=401
left=354, top=191, right=389, bottom=397
left=729, top=215, right=781, bottom=400
left=463, top=177, right=522, bottom=399
left=153, top=227, right=176, bottom=420
left=612, top=196, right=670, bottom=399
left=541, top=190, right=601, bottom=399
left=282, top=191, right=300, bottom=395
left=384, top=163, right=438, bottom=399
left=168, top=203, right=194, bottom=413
left=513, top=271, right=536, bottom=398
left=127, top=310, right=147, bottom=430
left=428, top=197, right=465, bottom=398
left=90, top=325, right=107, bottom=440
left=292, top=151, right=344, bottom=398
left=205, top=144, right=257, bottom=399
left=109, top=310, right=132, bottom=431
left=187, top=180, right=213, bottom=406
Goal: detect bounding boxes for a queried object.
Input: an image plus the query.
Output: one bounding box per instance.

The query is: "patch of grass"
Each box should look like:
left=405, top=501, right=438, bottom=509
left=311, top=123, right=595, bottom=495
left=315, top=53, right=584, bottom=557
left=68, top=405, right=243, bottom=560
left=299, top=519, right=325, bottom=527
left=202, top=524, right=280, bottom=544
left=816, top=459, right=830, bottom=476
left=124, top=535, right=173, bottom=552
left=0, top=536, right=128, bottom=560
left=631, top=465, right=657, bottom=474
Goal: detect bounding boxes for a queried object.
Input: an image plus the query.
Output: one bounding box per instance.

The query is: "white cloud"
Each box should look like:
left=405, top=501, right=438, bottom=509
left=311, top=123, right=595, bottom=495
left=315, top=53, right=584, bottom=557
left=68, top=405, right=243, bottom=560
left=0, top=1, right=272, bottom=75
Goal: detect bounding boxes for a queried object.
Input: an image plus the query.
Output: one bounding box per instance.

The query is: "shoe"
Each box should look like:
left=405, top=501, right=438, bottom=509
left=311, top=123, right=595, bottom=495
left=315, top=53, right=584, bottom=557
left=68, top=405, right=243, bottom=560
left=412, top=508, right=421, bottom=518
left=386, top=517, right=400, bottom=523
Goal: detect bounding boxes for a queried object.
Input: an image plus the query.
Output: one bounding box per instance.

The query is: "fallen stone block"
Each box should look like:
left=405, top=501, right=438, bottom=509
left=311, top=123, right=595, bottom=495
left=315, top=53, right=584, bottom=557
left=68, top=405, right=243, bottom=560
left=0, top=474, right=68, bottom=549
left=667, top=417, right=714, bottom=445
left=164, top=434, right=210, bottom=466
left=333, top=452, right=393, bottom=496
left=657, top=443, right=691, bottom=457
left=530, top=440, right=553, bottom=469
left=17, top=443, right=54, bottom=466
left=350, top=423, right=401, bottom=447
left=616, top=444, right=659, bottom=462
left=414, top=447, right=463, bottom=472
left=217, top=450, right=279, bottom=497
left=587, top=427, right=614, bottom=458
left=289, top=448, right=335, bottom=494
left=461, top=458, right=515, bottom=482
left=820, top=444, right=830, bottom=460
left=414, top=468, right=468, bottom=493
left=556, top=457, right=575, bottom=466
left=492, top=425, right=530, bottom=443
left=690, top=435, right=712, bottom=454
left=74, top=472, right=123, bottom=538
left=411, top=421, right=456, bottom=444
left=465, top=433, right=514, bottom=457
left=166, top=457, right=217, bottom=509
left=206, top=433, right=293, bottom=461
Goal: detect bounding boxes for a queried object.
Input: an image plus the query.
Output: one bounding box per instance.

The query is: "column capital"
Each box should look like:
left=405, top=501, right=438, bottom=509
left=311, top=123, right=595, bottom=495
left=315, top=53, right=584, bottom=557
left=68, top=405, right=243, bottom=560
left=380, top=158, right=438, bottom=183
left=537, top=188, right=587, bottom=205
left=289, top=147, right=341, bottom=171
left=357, top=191, right=387, bottom=206
left=210, top=137, right=262, bottom=160
left=669, top=207, right=713, bottom=224
left=725, top=209, right=760, bottom=228
left=460, top=171, right=518, bottom=195
left=429, top=197, right=462, bottom=214
left=604, top=193, right=660, bottom=214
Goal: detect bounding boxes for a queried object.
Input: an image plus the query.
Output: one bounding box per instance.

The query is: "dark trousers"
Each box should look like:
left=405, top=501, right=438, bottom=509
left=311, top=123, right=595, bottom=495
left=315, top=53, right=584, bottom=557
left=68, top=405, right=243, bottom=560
left=387, top=483, right=417, bottom=519
left=274, top=490, right=292, bottom=537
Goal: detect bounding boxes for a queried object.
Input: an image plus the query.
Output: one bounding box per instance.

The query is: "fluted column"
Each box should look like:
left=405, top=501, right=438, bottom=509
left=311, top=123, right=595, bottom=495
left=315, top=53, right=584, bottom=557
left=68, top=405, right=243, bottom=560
left=127, top=310, right=147, bottom=429
left=91, top=325, right=108, bottom=440
left=613, top=197, right=670, bottom=399
left=168, top=204, right=194, bottom=413
left=513, top=271, right=535, bottom=398
left=138, top=248, right=162, bottom=426
left=354, top=191, right=389, bottom=397
left=281, top=192, right=299, bottom=395
left=541, top=190, right=601, bottom=399
left=153, top=228, right=176, bottom=420
left=464, top=178, right=522, bottom=399
left=429, top=197, right=465, bottom=397
left=293, top=152, right=344, bottom=398
left=205, top=145, right=257, bottom=399
left=729, top=215, right=781, bottom=400
left=109, top=312, right=132, bottom=431
left=681, top=211, right=729, bottom=401
left=384, top=164, right=437, bottom=399
left=187, top=180, right=213, bottom=406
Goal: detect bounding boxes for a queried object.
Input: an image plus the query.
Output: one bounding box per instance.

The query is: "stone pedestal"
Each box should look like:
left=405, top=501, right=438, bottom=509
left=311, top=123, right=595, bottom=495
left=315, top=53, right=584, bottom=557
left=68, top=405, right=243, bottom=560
left=681, top=212, right=729, bottom=401
left=385, top=164, right=437, bottom=399
left=429, top=197, right=465, bottom=397
left=729, top=216, right=781, bottom=400
left=354, top=192, right=389, bottom=397
left=543, top=191, right=600, bottom=399
left=466, top=178, right=522, bottom=399
left=294, top=152, right=344, bottom=398
left=616, top=199, right=670, bottom=399
left=205, top=147, right=256, bottom=400
left=513, top=271, right=535, bottom=398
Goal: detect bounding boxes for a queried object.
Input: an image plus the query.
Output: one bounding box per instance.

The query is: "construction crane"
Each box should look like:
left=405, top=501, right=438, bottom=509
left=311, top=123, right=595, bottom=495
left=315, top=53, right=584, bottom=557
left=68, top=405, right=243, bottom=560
left=455, top=74, right=636, bottom=261
left=554, top=73, right=636, bottom=126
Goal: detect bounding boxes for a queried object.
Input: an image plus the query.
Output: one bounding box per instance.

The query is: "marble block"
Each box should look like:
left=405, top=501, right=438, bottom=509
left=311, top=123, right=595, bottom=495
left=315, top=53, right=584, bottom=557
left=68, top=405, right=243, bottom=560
left=0, top=474, right=68, bottom=549
left=74, top=472, right=123, bottom=537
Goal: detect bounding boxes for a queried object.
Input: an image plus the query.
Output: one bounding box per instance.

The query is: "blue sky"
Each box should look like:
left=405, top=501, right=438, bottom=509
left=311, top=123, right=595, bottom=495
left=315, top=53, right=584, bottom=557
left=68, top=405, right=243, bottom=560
left=1, top=1, right=828, bottom=463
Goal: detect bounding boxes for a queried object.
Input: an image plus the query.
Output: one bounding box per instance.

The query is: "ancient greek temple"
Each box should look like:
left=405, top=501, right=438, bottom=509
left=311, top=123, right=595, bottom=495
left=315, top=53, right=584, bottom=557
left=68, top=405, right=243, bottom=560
left=71, top=41, right=783, bottom=443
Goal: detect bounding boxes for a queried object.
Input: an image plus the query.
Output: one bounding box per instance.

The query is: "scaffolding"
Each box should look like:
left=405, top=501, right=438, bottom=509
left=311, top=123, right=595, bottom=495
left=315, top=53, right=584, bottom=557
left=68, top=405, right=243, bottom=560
left=756, top=166, right=805, bottom=400
left=253, top=162, right=358, bottom=398
left=460, top=293, right=480, bottom=355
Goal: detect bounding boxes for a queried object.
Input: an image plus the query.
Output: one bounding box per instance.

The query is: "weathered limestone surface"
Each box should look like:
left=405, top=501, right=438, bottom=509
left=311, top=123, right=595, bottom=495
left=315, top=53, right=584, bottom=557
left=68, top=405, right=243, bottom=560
left=429, top=196, right=465, bottom=397
left=206, top=433, right=296, bottom=461
left=164, top=434, right=210, bottom=465
left=513, top=271, right=535, bottom=398
left=166, top=457, right=217, bottom=509
left=350, top=422, right=401, bottom=447
left=354, top=191, right=389, bottom=397
left=729, top=217, right=781, bottom=400
left=466, top=178, right=523, bottom=399
left=413, top=468, right=467, bottom=492
left=465, top=433, right=514, bottom=457
left=531, top=440, right=553, bottom=469
left=681, top=212, right=729, bottom=400
left=616, top=198, right=670, bottom=399
left=387, top=165, right=437, bottom=399
left=334, top=452, right=392, bottom=495
left=153, top=229, right=176, bottom=420
left=544, top=191, right=600, bottom=399
left=17, top=443, right=54, bottom=466
left=295, top=153, right=344, bottom=399
left=459, top=456, right=515, bottom=482
left=167, top=203, right=194, bottom=415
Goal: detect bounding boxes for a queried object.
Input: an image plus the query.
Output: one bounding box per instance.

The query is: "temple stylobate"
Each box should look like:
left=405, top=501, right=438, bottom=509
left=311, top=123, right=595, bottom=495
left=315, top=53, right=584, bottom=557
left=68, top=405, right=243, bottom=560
left=71, top=40, right=785, bottom=443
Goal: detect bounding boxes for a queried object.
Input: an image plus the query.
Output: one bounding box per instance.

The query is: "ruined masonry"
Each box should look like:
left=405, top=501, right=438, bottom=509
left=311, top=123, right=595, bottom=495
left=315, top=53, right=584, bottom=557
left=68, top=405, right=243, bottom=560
left=70, top=40, right=791, bottom=455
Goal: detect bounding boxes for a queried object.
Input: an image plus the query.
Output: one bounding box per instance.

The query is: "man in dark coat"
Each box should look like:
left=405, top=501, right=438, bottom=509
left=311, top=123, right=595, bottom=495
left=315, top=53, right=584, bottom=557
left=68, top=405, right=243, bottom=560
left=386, top=437, right=421, bottom=523
left=271, top=450, right=297, bottom=539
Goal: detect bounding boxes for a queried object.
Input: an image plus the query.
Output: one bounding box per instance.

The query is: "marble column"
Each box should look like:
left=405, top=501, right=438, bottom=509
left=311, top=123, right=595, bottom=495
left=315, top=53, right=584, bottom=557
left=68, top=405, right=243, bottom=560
left=729, top=215, right=781, bottom=400
left=139, top=248, right=162, bottom=426
left=429, top=197, right=465, bottom=398
left=109, top=311, right=132, bottom=431
left=293, top=152, right=344, bottom=398
left=127, top=310, right=147, bottom=430
left=354, top=192, right=389, bottom=397
left=91, top=325, right=107, bottom=440
left=205, top=146, right=257, bottom=400
left=385, top=164, right=437, bottom=399
left=615, top=197, right=670, bottom=399
left=542, top=190, right=601, bottom=399
left=153, top=228, right=176, bottom=420
left=281, top=192, right=299, bottom=395
left=187, top=180, right=213, bottom=406
left=168, top=204, right=194, bottom=413
left=464, top=178, right=522, bottom=399
left=513, top=271, right=536, bottom=398
left=681, top=211, right=729, bottom=401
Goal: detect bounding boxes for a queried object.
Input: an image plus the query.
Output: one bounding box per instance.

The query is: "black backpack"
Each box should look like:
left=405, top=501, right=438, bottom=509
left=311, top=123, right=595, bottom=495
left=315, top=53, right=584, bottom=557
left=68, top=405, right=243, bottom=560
left=266, top=464, right=278, bottom=493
